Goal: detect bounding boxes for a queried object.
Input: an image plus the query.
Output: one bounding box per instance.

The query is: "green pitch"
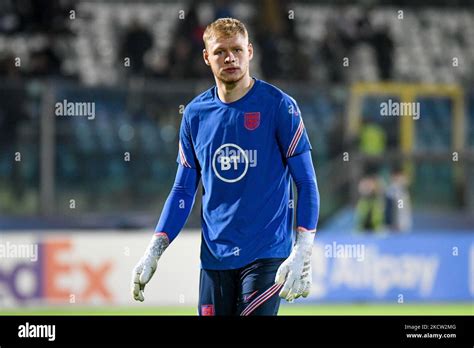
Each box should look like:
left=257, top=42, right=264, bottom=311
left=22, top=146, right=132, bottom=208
left=1, top=303, right=472, bottom=316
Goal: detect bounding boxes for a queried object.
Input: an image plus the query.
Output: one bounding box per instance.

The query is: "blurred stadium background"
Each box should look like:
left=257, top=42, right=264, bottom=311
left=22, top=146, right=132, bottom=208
left=0, top=0, right=473, bottom=315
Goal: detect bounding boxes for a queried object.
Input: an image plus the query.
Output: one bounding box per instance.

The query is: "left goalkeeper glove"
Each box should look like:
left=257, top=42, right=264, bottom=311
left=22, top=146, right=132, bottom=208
left=131, top=233, right=169, bottom=302
left=275, top=229, right=315, bottom=302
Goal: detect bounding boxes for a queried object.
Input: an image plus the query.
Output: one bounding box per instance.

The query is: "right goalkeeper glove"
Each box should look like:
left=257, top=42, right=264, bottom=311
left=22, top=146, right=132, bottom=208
left=275, top=229, right=315, bottom=302
left=131, top=233, right=169, bottom=302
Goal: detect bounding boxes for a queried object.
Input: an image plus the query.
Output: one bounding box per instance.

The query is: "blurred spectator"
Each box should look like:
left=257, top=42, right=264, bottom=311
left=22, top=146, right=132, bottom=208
left=168, top=1, right=207, bottom=78
left=28, top=37, right=62, bottom=77
left=359, top=119, right=386, bottom=156
left=120, top=19, right=153, bottom=76
left=320, top=17, right=355, bottom=83
left=355, top=174, right=385, bottom=232
left=180, top=1, right=205, bottom=48
left=0, top=0, right=74, bottom=34
left=371, top=25, right=393, bottom=80
left=254, top=0, right=310, bottom=80
left=358, top=119, right=387, bottom=177
left=355, top=9, right=394, bottom=80
left=384, top=165, right=412, bottom=232
left=321, top=8, right=394, bottom=83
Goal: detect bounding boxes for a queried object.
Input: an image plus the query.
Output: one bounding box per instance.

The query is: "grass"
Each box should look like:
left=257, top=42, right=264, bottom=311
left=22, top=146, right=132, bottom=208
left=1, top=303, right=472, bottom=316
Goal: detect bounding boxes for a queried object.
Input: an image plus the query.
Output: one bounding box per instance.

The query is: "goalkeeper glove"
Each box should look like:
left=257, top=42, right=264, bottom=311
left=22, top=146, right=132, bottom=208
left=275, top=229, right=315, bottom=302
left=131, top=233, right=169, bottom=302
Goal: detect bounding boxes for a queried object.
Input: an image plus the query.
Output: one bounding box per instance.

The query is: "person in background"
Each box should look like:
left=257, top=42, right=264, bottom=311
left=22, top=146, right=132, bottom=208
left=384, top=165, right=412, bottom=232
left=355, top=173, right=384, bottom=233
left=359, top=119, right=386, bottom=157
left=120, top=19, right=153, bottom=76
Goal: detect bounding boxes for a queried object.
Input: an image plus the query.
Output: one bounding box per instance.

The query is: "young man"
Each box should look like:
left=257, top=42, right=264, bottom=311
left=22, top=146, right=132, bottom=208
left=131, top=18, right=320, bottom=316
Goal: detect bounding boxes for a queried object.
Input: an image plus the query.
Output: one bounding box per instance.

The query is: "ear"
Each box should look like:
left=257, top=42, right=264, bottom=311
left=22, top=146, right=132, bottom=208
left=203, top=49, right=210, bottom=66
left=248, top=43, right=254, bottom=61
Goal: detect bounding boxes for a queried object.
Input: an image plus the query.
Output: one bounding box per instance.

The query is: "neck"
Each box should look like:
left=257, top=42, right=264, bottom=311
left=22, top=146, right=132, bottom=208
left=216, top=74, right=254, bottom=103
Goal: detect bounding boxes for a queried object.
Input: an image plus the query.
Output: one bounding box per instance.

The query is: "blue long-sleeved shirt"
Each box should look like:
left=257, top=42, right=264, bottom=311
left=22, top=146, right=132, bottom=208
left=156, top=78, right=319, bottom=269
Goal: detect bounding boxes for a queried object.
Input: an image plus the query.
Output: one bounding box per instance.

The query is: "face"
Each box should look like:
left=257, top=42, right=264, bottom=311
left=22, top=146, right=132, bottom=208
left=203, top=33, right=253, bottom=84
left=393, top=172, right=408, bottom=186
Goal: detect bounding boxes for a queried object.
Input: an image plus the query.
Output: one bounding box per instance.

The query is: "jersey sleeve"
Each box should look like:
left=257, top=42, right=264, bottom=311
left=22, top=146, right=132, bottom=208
left=155, top=164, right=200, bottom=242
left=287, top=151, right=320, bottom=232
left=176, top=108, right=199, bottom=169
left=275, top=95, right=312, bottom=158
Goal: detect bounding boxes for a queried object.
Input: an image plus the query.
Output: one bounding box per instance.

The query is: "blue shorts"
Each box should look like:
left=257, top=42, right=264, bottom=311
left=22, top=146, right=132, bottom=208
left=198, top=258, right=285, bottom=316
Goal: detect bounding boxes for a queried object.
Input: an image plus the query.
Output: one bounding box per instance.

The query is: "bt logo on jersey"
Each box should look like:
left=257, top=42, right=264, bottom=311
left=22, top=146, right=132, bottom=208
left=212, top=143, right=257, bottom=183
left=220, top=155, right=240, bottom=170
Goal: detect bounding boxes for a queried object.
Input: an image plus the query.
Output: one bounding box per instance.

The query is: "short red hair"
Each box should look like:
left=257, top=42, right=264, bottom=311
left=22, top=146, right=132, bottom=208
left=203, top=18, right=248, bottom=49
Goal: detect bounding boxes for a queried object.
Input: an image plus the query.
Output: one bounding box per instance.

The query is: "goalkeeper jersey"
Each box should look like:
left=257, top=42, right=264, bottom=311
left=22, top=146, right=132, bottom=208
left=177, top=78, right=312, bottom=270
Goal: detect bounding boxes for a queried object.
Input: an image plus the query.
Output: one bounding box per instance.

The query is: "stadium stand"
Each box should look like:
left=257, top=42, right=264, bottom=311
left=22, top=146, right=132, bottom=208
left=0, top=0, right=472, bottom=231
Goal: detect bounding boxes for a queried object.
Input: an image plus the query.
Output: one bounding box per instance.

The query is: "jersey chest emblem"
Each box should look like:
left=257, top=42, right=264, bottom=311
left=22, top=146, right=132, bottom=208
left=244, top=112, right=260, bottom=130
